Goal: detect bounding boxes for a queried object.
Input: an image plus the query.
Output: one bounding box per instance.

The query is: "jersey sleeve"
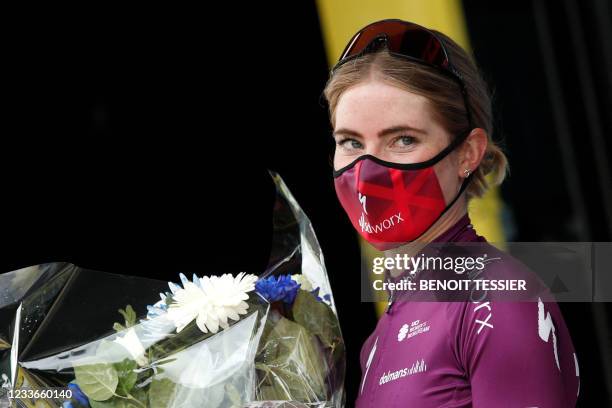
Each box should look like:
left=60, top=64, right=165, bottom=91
left=454, top=299, right=580, bottom=407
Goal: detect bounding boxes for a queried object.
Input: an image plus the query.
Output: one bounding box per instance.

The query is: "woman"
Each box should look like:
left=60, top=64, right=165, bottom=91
left=324, top=19, right=580, bottom=407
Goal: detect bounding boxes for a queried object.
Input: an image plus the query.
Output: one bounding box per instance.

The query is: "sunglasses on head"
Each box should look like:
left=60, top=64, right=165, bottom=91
left=331, top=19, right=474, bottom=130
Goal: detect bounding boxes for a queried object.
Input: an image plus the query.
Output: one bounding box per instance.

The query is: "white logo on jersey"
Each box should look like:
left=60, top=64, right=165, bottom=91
left=398, top=320, right=431, bottom=342
left=398, top=324, right=409, bottom=342
left=473, top=301, right=493, bottom=334
left=378, top=358, right=427, bottom=386
left=538, top=297, right=560, bottom=371
left=361, top=336, right=378, bottom=395
left=574, top=352, right=580, bottom=396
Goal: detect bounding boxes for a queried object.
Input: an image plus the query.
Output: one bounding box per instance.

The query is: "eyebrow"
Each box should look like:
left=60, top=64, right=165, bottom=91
left=332, top=125, right=427, bottom=138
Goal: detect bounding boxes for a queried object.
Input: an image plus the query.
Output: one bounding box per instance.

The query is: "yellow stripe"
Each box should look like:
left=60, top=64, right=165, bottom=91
left=316, top=0, right=472, bottom=65
left=315, top=0, right=506, bottom=317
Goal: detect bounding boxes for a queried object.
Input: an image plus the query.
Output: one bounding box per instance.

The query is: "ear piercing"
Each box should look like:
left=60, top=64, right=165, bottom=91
left=464, top=168, right=471, bottom=178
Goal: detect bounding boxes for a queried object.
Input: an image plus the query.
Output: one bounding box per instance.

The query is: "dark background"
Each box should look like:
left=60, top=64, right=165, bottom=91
left=3, top=1, right=611, bottom=406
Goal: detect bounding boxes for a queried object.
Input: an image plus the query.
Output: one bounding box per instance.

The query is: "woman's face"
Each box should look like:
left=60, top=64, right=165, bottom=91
left=333, top=80, right=463, bottom=204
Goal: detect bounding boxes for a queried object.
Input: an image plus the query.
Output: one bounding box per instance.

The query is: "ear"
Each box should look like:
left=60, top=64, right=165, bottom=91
left=458, top=128, right=488, bottom=177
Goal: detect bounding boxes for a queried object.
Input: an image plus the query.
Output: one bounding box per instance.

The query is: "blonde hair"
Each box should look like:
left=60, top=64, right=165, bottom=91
left=322, top=30, right=508, bottom=199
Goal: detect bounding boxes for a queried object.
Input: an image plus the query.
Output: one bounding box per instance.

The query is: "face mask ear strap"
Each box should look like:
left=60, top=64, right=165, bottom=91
left=442, top=168, right=475, bottom=214
left=458, top=170, right=475, bottom=196
left=424, top=127, right=473, bottom=167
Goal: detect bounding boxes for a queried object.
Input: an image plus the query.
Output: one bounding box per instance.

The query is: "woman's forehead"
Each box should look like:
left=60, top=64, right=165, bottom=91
left=335, top=81, right=434, bottom=135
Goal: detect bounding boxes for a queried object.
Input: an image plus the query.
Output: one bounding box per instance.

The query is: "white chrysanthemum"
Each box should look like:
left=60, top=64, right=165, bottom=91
left=114, top=328, right=148, bottom=366
left=165, top=272, right=258, bottom=334
left=291, top=274, right=313, bottom=291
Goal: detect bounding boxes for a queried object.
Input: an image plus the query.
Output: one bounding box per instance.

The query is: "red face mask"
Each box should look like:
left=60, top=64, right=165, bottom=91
left=333, top=135, right=473, bottom=250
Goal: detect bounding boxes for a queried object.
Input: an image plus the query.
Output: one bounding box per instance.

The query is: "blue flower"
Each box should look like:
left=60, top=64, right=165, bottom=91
left=68, top=382, right=90, bottom=407
left=310, top=287, right=332, bottom=304
left=146, top=292, right=171, bottom=319
left=255, top=274, right=301, bottom=304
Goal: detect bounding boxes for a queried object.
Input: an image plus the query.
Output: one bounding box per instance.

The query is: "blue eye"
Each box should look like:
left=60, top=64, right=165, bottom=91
left=338, top=138, right=363, bottom=150
left=392, top=135, right=416, bottom=148
left=399, top=136, right=415, bottom=145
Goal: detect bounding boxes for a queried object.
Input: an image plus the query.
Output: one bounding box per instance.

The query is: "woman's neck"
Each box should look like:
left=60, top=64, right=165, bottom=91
left=384, top=198, right=468, bottom=277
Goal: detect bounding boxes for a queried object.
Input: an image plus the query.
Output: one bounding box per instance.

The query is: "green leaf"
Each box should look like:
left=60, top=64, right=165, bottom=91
left=293, top=289, right=341, bottom=348
left=258, top=385, right=289, bottom=400
left=113, top=358, right=138, bottom=396
left=256, top=316, right=328, bottom=401
left=74, top=362, right=119, bottom=401
left=113, top=323, right=126, bottom=333
left=148, top=378, right=177, bottom=408
left=89, top=399, right=115, bottom=408
left=118, top=305, right=137, bottom=328
left=127, top=387, right=148, bottom=408
left=257, top=310, right=280, bottom=356
left=89, top=392, right=146, bottom=408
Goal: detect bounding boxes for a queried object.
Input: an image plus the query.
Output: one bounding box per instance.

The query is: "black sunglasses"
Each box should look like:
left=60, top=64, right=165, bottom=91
left=331, top=19, right=473, bottom=130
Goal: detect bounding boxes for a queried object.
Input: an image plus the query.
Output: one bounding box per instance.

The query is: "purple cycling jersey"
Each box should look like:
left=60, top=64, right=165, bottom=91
left=355, top=214, right=580, bottom=407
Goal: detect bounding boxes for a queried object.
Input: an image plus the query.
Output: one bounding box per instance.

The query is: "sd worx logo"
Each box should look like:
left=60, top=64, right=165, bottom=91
left=358, top=192, right=404, bottom=234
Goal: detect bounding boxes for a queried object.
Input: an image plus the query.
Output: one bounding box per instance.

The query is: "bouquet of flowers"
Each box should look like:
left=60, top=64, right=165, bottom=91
left=0, top=172, right=345, bottom=408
